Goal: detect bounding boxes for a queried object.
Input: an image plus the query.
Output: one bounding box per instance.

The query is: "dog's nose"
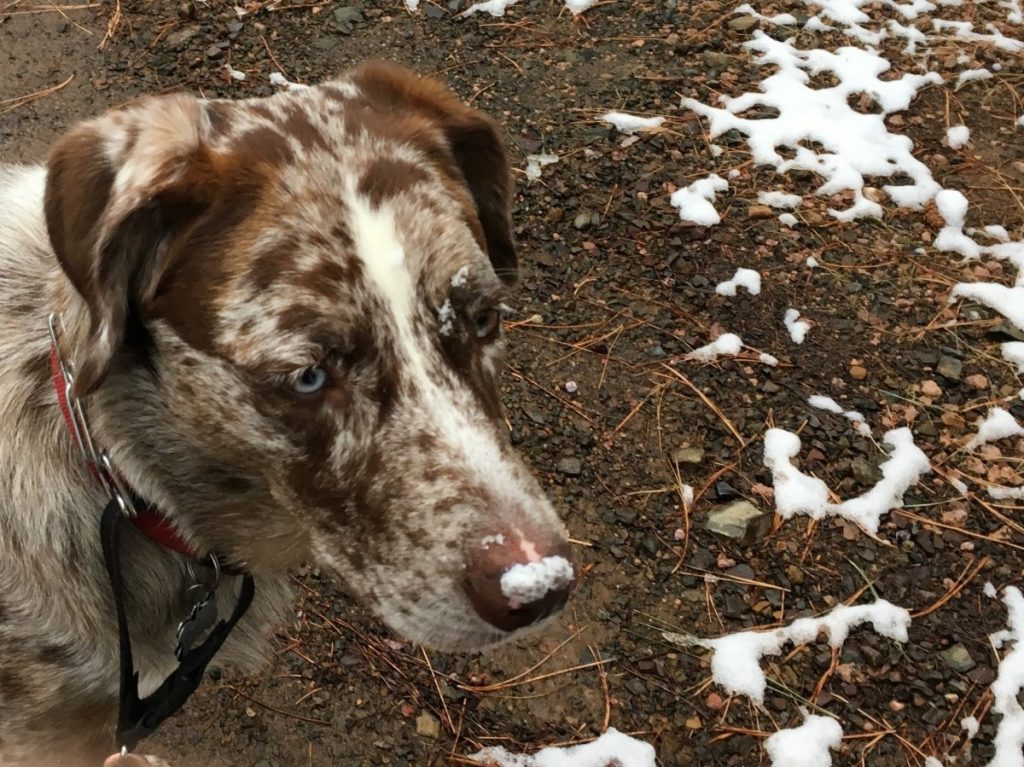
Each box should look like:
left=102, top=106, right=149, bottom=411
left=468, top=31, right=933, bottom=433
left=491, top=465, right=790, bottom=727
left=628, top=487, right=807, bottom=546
left=463, top=528, right=574, bottom=632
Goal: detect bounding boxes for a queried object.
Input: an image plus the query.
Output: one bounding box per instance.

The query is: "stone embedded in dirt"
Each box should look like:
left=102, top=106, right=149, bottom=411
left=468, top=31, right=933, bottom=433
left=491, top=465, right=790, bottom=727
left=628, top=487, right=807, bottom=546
left=556, top=457, right=583, bottom=476
left=715, top=481, right=738, bottom=501
left=937, top=354, right=963, bottom=380
left=940, top=644, right=976, bottom=673
left=965, top=373, right=989, bottom=390
left=205, top=44, right=223, bottom=60
left=416, top=711, right=441, bottom=739
left=851, top=456, right=882, bottom=485
left=727, top=15, right=760, bottom=32
left=573, top=211, right=594, bottom=230
left=921, top=379, right=942, bottom=398
left=334, top=6, right=364, bottom=24
left=671, top=446, right=705, bottom=466
left=748, top=204, right=774, bottom=219
left=849, top=364, right=868, bottom=381
left=704, top=500, right=772, bottom=546
left=165, top=25, right=199, bottom=47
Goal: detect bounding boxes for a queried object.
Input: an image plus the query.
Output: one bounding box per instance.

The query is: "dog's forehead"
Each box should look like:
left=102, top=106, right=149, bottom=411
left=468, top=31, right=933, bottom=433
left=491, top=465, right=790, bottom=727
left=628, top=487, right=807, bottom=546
left=194, top=82, right=501, bottom=366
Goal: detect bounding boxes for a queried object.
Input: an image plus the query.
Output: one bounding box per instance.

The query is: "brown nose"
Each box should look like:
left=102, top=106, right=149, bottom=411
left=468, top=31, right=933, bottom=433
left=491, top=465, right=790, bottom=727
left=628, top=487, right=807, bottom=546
left=463, top=529, right=574, bottom=633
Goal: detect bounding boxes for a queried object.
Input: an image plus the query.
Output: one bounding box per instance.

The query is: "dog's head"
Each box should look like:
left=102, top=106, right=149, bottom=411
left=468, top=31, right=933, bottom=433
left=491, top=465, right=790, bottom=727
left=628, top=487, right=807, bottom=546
left=43, top=62, right=572, bottom=651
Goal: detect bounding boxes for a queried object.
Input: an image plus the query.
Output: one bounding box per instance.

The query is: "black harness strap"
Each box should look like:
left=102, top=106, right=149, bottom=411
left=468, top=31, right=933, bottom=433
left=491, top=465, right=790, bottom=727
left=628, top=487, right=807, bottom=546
left=100, top=500, right=256, bottom=751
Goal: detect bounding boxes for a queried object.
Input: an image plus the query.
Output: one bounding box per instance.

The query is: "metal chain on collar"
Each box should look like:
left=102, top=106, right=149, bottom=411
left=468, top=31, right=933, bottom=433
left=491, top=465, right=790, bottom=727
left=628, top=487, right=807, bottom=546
left=47, top=312, right=138, bottom=519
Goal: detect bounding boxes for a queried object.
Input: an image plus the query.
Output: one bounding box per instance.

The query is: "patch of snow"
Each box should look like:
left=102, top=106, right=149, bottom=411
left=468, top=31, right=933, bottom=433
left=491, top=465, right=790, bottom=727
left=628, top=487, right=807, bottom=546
left=763, top=427, right=930, bottom=534
left=934, top=189, right=981, bottom=259
left=951, top=477, right=969, bottom=495
left=525, top=153, right=559, bottom=181
left=673, top=599, right=910, bottom=704
left=951, top=282, right=1024, bottom=332
left=564, top=0, right=600, bottom=13
left=765, top=714, right=844, bottom=767
left=269, top=72, right=306, bottom=91
left=470, top=728, right=656, bottom=767
left=808, top=395, right=871, bottom=436
left=989, top=486, right=1024, bottom=500
left=461, top=0, right=518, bottom=16
left=985, top=587, right=1024, bottom=767
left=224, top=65, right=246, bottom=81
left=499, top=556, right=573, bottom=606
left=758, top=190, right=802, bottom=209
left=986, top=583, right=999, bottom=599
left=404, top=0, right=419, bottom=9
left=956, top=68, right=993, bottom=88
left=983, top=225, right=1012, bottom=243
left=784, top=309, right=811, bottom=344
left=779, top=213, right=799, bottom=227
left=1002, top=342, right=1024, bottom=373
left=806, top=256, right=819, bottom=268
left=600, top=111, right=665, bottom=134
left=680, top=31, right=943, bottom=220
left=946, top=125, right=970, bottom=148
left=967, top=407, right=1023, bottom=448
left=716, top=268, right=762, bottom=296
left=760, top=352, right=780, bottom=366
left=685, top=333, right=743, bottom=362
left=670, top=174, right=729, bottom=226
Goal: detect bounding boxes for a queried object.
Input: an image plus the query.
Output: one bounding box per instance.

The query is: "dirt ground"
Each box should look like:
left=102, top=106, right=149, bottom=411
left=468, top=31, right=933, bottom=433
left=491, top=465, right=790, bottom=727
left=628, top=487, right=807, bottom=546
left=2, top=1, right=1023, bottom=765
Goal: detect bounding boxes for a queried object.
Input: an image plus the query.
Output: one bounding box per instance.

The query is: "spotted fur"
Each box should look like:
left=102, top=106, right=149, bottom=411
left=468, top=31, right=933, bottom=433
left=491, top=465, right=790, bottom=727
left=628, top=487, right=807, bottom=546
left=0, top=62, right=568, bottom=766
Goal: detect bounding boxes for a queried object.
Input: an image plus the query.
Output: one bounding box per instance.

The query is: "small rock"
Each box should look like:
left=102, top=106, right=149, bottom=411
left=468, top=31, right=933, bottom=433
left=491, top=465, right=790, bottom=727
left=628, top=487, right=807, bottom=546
left=205, top=44, right=224, bottom=60
left=940, top=644, right=976, bottom=673
left=573, top=211, right=593, bottom=230
left=671, top=446, right=705, bottom=466
left=786, top=564, right=804, bottom=584
left=424, top=3, right=446, bottom=18
left=166, top=25, right=199, bottom=46
left=416, top=711, right=441, bottom=739
left=704, top=500, right=772, bottom=546
left=748, top=204, right=774, bottom=219
left=851, top=456, right=882, bottom=485
left=333, top=5, right=364, bottom=23
left=849, top=364, right=868, bottom=381
left=965, top=373, right=989, bottom=390
left=703, top=51, right=732, bottom=68
left=556, top=457, right=583, bottom=476
left=937, top=355, right=963, bottom=380
left=921, top=379, right=942, bottom=398
left=715, top=481, right=738, bottom=501
left=727, top=15, right=760, bottom=31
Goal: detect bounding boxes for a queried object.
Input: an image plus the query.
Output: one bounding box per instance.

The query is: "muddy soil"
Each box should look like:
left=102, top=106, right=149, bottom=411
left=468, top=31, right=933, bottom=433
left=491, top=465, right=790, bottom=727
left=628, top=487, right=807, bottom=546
left=2, top=1, right=1022, bottom=765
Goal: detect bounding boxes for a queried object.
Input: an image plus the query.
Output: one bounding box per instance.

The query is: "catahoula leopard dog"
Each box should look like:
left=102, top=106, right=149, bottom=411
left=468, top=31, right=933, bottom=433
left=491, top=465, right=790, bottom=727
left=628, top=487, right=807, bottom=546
left=0, top=61, right=574, bottom=767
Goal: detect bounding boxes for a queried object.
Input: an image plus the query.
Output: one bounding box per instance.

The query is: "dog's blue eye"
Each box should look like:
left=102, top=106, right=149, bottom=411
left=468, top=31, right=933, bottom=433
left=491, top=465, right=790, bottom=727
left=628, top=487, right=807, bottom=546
left=293, top=365, right=328, bottom=394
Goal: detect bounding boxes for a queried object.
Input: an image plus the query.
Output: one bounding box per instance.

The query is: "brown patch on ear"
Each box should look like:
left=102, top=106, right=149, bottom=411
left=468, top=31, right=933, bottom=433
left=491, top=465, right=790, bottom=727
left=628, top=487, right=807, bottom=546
left=44, top=95, right=239, bottom=395
left=350, top=61, right=518, bottom=285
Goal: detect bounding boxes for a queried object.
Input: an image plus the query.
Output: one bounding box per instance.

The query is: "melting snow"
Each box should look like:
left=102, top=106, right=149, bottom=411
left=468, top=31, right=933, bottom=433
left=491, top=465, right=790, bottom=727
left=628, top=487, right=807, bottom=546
left=670, top=174, right=730, bottom=226
left=807, top=395, right=871, bottom=436
left=967, top=407, right=1023, bottom=448
left=470, top=728, right=656, bottom=767
left=784, top=309, right=811, bottom=344
left=564, top=0, right=601, bottom=13
left=716, top=268, right=762, bottom=296
left=600, top=111, right=665, bottom=134
left=499, top=556, right=573, bottom=606
left=461, top=0, right=518, bottom=16
left=765, top=714, right=844, bottom=767
left=525, top=153, right=559, bottom=181
left=985, top=587, right=1024, bottom=767
left=686, top=333, right=743, bottom=362
left=668, top=600, right=910, bottom=704
left=763, top=427, right=930, bottom=534
left=1003, top=342, right=1024, bottom=373
left=946, top=124, right=970, bottom=149
left=758, top=190, right=802, bottom=209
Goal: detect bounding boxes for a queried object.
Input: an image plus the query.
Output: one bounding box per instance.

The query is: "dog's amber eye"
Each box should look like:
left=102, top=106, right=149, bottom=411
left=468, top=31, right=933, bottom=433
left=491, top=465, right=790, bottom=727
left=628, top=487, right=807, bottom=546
left=292, top=365, right=329, bottom=395
left=474, top=308, right=501, bottom=340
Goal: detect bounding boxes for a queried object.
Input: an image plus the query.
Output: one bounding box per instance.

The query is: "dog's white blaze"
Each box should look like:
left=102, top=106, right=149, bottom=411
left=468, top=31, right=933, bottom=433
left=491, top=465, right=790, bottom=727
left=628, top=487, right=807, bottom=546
left=349, top=195, right=413, bottom=314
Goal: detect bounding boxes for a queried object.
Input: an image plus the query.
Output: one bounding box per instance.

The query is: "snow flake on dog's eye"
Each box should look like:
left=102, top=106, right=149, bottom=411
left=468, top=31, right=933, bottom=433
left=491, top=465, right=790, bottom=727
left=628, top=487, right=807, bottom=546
left=437, top=298, right=456, bottom=337
left=450, top=265, right=470, bottom=288
left=479, top=533, right=505, bottom=549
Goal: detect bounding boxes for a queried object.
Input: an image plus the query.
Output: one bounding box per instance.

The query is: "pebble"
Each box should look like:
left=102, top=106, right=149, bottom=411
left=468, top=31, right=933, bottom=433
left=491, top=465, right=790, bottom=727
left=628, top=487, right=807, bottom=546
left=850, top=364, right=868, bottom=380
left=748, top=204, right=774, bottom=219
left=727, top=15, right=759, bottom=31
left=704, top=500, right=772, bottom=546
left=920, top=379, right=942, bottom=398
left=940, top=644, right=976, bottom=673
left=965, top=373, right=989, bottom=390
left=671, top=446, right=705, bottom=465
left=556, top=457, right=582, bottom=476
left=937, top=355, right=963, bottom=380
left=416, top=711, right=441, bottom=739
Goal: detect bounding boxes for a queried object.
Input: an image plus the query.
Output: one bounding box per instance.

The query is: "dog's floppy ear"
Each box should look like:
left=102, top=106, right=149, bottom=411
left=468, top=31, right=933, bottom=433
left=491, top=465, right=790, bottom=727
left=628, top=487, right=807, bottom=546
left=45, top=94, right=219, bottom=396
left=351, top=62, right=518, bottom=285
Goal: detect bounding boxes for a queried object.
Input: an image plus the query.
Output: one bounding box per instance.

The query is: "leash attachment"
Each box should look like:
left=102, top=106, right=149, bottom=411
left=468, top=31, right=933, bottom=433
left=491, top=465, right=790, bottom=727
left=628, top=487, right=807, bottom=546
left=101, top=500, right=255, bottom=751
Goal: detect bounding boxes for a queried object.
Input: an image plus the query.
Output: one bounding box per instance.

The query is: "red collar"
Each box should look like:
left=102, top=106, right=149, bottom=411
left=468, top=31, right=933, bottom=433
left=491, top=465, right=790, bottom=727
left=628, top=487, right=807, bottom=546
left=48, top=344, right=203, bottom=561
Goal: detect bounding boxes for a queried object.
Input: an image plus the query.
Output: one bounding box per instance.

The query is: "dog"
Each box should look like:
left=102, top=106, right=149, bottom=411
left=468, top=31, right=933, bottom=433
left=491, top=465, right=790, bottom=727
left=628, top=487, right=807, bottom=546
left=0, top=61, right=574, bottom=766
